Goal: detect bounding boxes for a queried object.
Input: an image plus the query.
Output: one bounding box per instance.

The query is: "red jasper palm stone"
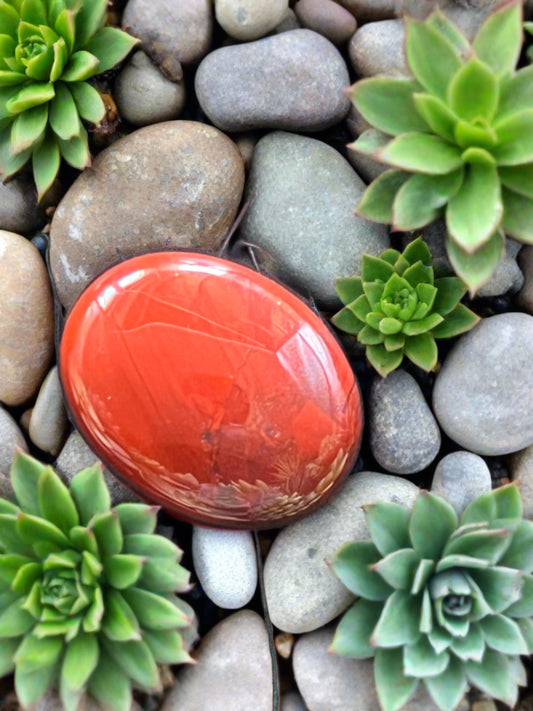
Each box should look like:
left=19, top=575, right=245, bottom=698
left=59, top=252, right=363, bottom=528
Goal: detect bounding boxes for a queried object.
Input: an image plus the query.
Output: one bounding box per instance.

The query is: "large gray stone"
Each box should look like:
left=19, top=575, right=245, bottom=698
left=161, top=611, right=273, bottom=711
left=49, top=121, right=244, bottom=309
left=369, top=370, right=441, bottom=475
left=239, top=131, right=389, bottom=309
left=195, top=30, right=350, bottom=133
left=433, top=313, right=533, bottom=455
left=264, top=472, right=419, bottom=633
left=348, top=20, right=408, bottom=78
left=122, top=0, right=212, bottom=77
left=0, top=231, right=54, bottom=406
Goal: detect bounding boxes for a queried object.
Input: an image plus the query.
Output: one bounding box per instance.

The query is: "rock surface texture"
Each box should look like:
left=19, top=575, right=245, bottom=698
left=49, top=121, right=245, bottom=309
left=0, top=231, right=54, bottom=407
left=239, top=131, right=389, bottom=309
left=195, top=30, right=351, bottom=133
left=433, top=313, right=533, bottom=455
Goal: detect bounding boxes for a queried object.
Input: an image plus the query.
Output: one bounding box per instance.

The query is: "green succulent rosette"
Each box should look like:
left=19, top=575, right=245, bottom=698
left=348, top=0, right=533, bottom=292
left=331, top=238, right=479, bottom=377
left=331, top=484, right=533, bottom=711
left=0, top=0, right=139, bottom=199
left=0, top=452, right=195, bottom=711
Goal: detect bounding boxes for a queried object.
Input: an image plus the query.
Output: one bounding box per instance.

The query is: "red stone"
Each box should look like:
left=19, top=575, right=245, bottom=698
left=59, top=252, right=363, bottom=528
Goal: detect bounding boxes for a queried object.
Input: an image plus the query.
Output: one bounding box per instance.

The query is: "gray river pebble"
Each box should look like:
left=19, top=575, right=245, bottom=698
left=369, top=370, right=441, bottom=475
left=29, top=366, right=68, bottom=456
left=192, top=527, right=257, bottom=609
left=0, top=405, right=27, bottom=475
left=294, top=0, right=357, bottom=45
left=161, top=611, right=272, bottom=711
left=430, top=451, right=492, bottom=515
left=433, top=313, right=533, bottom=455
left=195, top=30, right=350, bottom=133
left=240, top=131, right=389, bottom=310
left=349, top=20, right=409, bottom=77
left=215, top=0, right=288, bottom=40
left=0, top=175, right=44, bottom=234
left=114, top=51, right=186, bottom=127
left=264, top=472, right=419, bottom=633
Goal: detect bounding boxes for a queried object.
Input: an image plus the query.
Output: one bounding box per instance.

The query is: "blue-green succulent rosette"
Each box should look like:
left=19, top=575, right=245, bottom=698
left=0, top=0, right=139, bottom=198
left=331, top=484, right=533, bottom=711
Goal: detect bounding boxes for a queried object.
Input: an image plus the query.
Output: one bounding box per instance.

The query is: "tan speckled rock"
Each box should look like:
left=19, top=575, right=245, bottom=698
left=49, top=121, right=245, bottom=309
left=0, top=231, right=54, bottom=406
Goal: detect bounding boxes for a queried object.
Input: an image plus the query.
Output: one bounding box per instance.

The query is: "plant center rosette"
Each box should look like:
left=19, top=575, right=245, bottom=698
left=330, top=485, right=533, bottom=711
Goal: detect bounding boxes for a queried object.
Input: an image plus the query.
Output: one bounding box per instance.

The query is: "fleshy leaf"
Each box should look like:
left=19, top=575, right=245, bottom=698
left=498, top=164, right=533, bottom=199
left=460, top=483, right=522, bottom=524
left=446, top=230, right=504, bottom=294
left=10, top=103, right=47, bottom=153
left=123, top=533, right=181, bottom=559
left=446, top=162, right=502, bottom=252
left=442, top=528, right=510, bottom=564
left=331, top=306, right=364, bottom=335
left=450, top=622, right=485, bottom=662
left=61, top=633, right=99, bottom=692
left=104, top=554, right=143, bottom=589
left=100, top=638, right=160, bottom=691
left=37, top=466, right=79, bottom=533
left=472, top=0, right=522, bottom=77
left=60, top=49, right=100, bottom=82
left=10, top=452, right=47, bottom=515
left=430, top=303, right=480, bottom=339
left=499, top=520, right=533, bottom=572
left=81, top=27, right=139, bottom=73
left=15, top=662, right=59, bottom=709
left=6, top=82, right=55, bottom=113
left=372, top=548, right=419, bottom=590
left=424, top=656, right=468, bottom=711
left=57, top=125, right=90, bottom=169
left=465, top=649, right=519, bottom=706
left=329, top=599, right=382, bottom=659
left=142, top=628, right=193, bottom=665
left=87, top=651, right=132, bottom=711
left=496, top=65, right=533, bottom=119
left=114, top=503, right=159, bottom=535
left=381, top=132, right=463, bottom=175
left=493, top=110, right=533, bottom=166
left=70, top=464, right=110, bottom=525
left=101, top=589, right=141, bottom=642
left=481, top=614, right=528, bottom=655
left=73, top=0, right=107, bottom=49
left=364, top=502, right=411, bottom=556
left=413, top=92, right=457, bottom=142
left=403, top=332, right=438, bottom=371
left=447, top=57, right=499, bottom=122
left=91, top=511, right=123, bottom=556
left=468, top=566, right=523, bottom=613
left=356, top=169, right=410, bottom=224
left=352, top=77, right=427, bottom=135
left=392, top=169, right=463, bottom=231
left=32, top=132, right=60, bottom=200
left=502, top=187, right=533, bottom=243
left=374, top=648, right=419, bottom=711
left=17, top=512, right=70, bottom=548
left=331, top=541, right=392, bottom=601
left=409, top=491, right=457, bottom=560
left=348, top=128, right=390, bottom=157
left=403, top=636, right=449, bottom=678
left=505, top=574, right=533, bottom=617
left=366, top=344, right=404, bottom=377
left=371, top=590, right=421, bottom=647
left=69, top=80, right=105, bottom=124
left=121, top=587, right=191, bottom=630
left=49, top=83, right=80, bottom=140
left=405, top=17, right=461, bottom=98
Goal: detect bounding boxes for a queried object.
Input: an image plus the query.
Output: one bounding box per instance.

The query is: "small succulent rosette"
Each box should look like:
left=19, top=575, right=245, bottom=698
left=348, top=0, right=533, bottom=291
left=0, top=452, right=196, bottom=711
left=0, top=0, right=139, bottom=198
left=331, top=238, right=479, bottom=377
left=330, top=484, right=533, bottom=711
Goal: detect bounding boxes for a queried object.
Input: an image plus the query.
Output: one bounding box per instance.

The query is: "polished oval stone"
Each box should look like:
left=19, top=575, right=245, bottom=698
left=59, top=252, right=362, bottom=529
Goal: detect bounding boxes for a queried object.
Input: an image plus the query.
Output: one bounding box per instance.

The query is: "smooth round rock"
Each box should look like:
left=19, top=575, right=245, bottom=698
left=275, top=8, right=301, bottom=32
left=239, top=131, right=389, bottom=310
left=509, top=445, right=533, bottom=519
left=215, top=0, right=288, bottom=40
left=192, top=527, right=257, bottom=609
left=0, top=405, right=27, bottom=475
left=0, top=175, right=45, bottom=233
left=0, top=231, right=54, bottom=406
left=55, top=431, right=140, bottom=506
left=49, top=121, right=245, bottom=310
left=29, top=366, right=69, bottom=456
left=369, top=370, right=441, bottom=475
left=335, top=0, right=396, bottom=21
left=161, top=611, right=272, bottom=711
left=430, top=451, right=492, bottom=515
left=348, top=20, right=409, bottom=77
left=433, top=313, right=533, bottom=455
left=59, top=252, right=363, bottom=529
left=264, top=472, right=419, bottom=633
left=114, top=51, right=186, bottom=126
left=294, top=0, right=357, bottom=45
left=195, top=30, right=350, bottom=133
left=122, top=0, right=212, bottom=77
left=476, top=239, right=524, bottom=298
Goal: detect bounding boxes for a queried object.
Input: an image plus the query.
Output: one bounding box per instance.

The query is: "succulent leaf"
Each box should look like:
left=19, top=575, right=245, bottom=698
left=331, top=483, right=533, bottom=711
left=0, top=0, right=139, bottom=198
left=0, top=452, right=194, bottom=711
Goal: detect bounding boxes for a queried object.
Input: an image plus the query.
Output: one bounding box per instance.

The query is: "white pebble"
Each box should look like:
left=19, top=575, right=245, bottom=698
left=192, top=527, right=258, bottom=609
